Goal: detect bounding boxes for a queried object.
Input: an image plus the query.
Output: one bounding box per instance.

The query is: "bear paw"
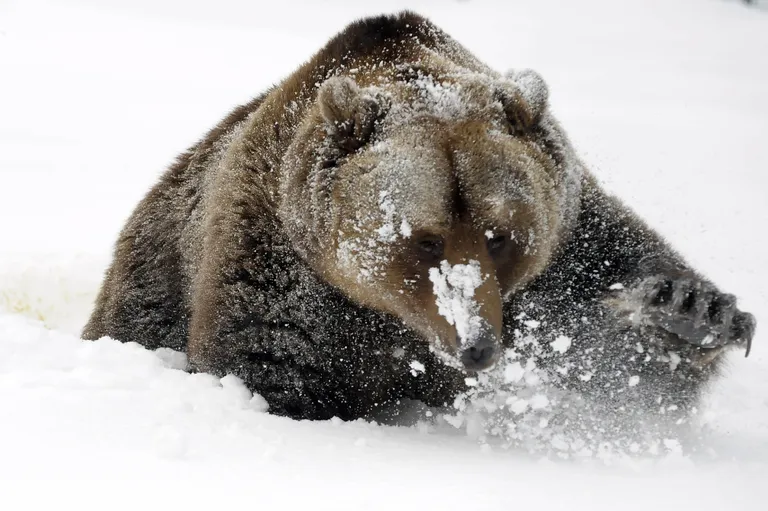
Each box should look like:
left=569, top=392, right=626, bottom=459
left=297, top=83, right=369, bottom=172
left=621, top=275, right=756, bottom=357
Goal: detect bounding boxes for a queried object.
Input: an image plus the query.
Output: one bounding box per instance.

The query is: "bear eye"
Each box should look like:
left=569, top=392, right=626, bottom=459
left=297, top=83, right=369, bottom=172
left=487, top=234, right=507, bottom=257
left=416, top=236, right=444, bottom=261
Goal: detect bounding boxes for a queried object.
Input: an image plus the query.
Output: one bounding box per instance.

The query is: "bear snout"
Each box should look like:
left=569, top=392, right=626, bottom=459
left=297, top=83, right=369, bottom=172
left=459, top=323, right=500, bottom=372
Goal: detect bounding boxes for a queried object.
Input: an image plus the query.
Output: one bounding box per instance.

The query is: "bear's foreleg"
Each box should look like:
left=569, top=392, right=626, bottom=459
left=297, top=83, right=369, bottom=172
left=515, top=177, right=756, bottom=419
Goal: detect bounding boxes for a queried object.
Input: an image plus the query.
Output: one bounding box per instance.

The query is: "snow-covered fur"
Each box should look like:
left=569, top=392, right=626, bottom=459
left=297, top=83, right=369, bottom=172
left=83, top=12, right=755, bottom=422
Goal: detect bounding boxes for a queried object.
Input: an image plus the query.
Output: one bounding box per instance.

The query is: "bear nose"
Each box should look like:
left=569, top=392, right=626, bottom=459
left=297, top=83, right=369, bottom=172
left=459, top=332, right=499, bottom=372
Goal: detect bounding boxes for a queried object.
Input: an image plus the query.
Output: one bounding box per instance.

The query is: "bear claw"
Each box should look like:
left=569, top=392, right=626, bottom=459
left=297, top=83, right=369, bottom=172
left=636, top=275, right=755, bottom=356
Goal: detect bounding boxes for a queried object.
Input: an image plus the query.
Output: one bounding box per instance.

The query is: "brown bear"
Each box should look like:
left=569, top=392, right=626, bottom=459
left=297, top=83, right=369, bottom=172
left=83, top=12, right=755, bottom=423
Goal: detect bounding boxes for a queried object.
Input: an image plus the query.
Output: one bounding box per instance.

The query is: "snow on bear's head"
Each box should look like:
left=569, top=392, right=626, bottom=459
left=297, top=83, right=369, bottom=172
left=279, top=64, right=583, bottom=372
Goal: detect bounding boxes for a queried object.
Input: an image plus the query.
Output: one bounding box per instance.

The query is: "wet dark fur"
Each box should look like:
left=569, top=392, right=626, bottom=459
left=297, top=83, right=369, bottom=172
left=83, top=12, right=754, bottom=422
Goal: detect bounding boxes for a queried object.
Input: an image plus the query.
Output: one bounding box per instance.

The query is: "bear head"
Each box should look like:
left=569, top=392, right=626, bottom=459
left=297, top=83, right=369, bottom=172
left=279, top=63, right=583, bottom=372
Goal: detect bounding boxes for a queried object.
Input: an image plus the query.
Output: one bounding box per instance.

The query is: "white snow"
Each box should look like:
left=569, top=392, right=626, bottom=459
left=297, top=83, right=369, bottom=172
left=409, top=360, right=426, bottom=376
left=399, top=219, right=412, bottom=238
left=524, top=319, right=541, bottom=329
left=1, top=0, right=768, bottom=509
left=428, top=260, right=485, bottom=347
left=376, top=190, right=399, bottom=243
left=504, top=361, right=526, bottom=383
left=529, top=394, right=550, bottom=410
left=668, top=351, right=682, bottom=371
left=408, top=73, right=468, bottom=120
left=550, top=335, right=572, bottom=354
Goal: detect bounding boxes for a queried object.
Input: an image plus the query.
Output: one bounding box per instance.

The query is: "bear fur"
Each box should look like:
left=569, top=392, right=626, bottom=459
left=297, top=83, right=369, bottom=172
left=83, top=12, right=755, bottom=423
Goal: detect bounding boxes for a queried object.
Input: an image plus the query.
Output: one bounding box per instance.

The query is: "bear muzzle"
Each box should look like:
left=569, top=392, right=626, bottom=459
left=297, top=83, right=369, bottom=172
left=458, top=320, right=500, bottom=371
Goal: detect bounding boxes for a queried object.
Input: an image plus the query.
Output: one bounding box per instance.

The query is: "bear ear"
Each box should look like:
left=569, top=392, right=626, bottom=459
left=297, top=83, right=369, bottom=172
left=317, top=76, right=386, bottom=154
left=498, top=69, right=549, bottom=132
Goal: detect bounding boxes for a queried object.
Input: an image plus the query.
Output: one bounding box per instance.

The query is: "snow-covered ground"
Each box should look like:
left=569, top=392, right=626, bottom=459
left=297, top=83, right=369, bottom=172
left=1, top=0, right=767, bottom=508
